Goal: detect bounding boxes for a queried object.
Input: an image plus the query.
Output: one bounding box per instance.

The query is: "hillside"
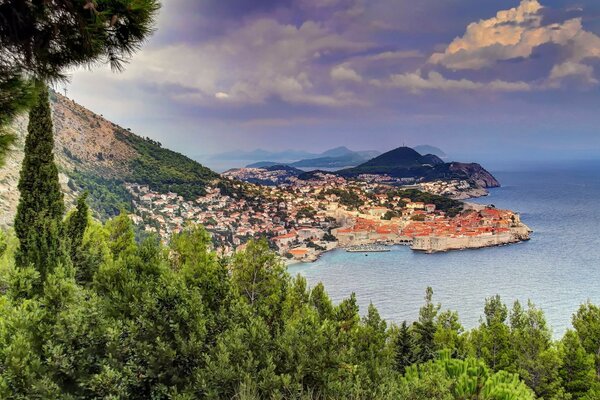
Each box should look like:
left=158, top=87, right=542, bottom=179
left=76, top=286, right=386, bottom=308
left=0, top=91, right=221, bottom=223
left=289, top=152, right=366, bottom=168
left=338, top=146, right=499, bottom=188
left=356, top=146, right=443, bottom=168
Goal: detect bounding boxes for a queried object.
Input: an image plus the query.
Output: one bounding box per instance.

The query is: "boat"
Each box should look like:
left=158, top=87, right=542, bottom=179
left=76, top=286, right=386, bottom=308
left=346, top=244, right=391, bottom=253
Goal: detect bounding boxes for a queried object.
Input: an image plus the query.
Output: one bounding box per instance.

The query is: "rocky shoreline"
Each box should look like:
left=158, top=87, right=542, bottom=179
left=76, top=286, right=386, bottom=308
left=285, top=188, right=531, bottom=265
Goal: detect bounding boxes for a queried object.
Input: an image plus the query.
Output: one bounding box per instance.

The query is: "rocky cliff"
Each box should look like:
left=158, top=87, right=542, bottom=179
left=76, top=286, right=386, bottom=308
left=448, top=162, right=500, bottom=188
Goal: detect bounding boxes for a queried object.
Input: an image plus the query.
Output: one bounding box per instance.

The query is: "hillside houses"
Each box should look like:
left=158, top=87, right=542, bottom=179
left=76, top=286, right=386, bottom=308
left=123, top=172, right=528, bottom=262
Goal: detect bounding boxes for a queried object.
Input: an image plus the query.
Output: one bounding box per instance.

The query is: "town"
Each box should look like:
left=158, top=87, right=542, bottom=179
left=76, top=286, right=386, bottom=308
left=125, top=171, right=531, bottom=263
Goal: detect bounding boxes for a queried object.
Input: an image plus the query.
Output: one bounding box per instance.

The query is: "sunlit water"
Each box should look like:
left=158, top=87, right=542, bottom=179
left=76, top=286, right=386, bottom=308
left=288, top=161, right=600, bottom=336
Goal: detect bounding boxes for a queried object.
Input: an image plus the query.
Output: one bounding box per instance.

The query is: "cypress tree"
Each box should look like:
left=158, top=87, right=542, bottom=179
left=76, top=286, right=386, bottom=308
left=65, top=192, right=89, bottom=256
left=65, top=192, right=90, bottom=283
left=14, top=83, right=66, bottom=283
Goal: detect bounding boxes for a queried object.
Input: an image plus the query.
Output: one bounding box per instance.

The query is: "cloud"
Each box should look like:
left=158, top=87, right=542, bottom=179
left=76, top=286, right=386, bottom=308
left=379, top=70, right=531, bottom=93
left=429, top=0, right=600, bottom=71
left=330, top=64, right=363, bottom=82
left=114, top=18, right=371, bottom=107
left=364, top=50, right=424, bottom=61
left=547, top=61, right=599, bottom=87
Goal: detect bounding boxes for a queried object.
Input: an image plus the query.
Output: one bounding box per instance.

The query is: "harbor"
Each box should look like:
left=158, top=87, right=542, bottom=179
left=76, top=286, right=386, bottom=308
left=346, top=244, right=391, bottom=253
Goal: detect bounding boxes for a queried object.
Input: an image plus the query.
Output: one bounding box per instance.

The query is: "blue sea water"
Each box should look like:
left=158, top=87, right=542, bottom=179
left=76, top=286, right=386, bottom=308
left=288, top=161, right=600, bottom=336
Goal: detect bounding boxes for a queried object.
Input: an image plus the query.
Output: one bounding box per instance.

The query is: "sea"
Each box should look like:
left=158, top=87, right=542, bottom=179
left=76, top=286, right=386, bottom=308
left=288, top=160, right=600, bottom=337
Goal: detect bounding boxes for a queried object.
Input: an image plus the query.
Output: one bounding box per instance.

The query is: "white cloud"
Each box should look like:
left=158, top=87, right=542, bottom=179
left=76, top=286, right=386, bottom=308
left=547, top=62, right=599, bottom=87
left=364, top=50, right=424, bottom=61
left=98, top=18, right=371, bottom=107
left=429, top=0, right=600, bottom=71
left=330, top=64, right=363, bottom=82
left=381, top=70, right=531, bottom=93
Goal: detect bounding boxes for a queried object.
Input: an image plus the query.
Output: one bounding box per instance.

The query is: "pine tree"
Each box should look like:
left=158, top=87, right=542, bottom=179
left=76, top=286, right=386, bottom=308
left=477, top=295, right=512, bottom=372
left=560, top=330, right=596, bottom=399
left=573, top=302, right=600, bottom=378
left=0, top=73, right=36, bottom=166
left=412, top=287, right=440, bottom=362
left=14, top=83, right=66, bottom=284
left=395, top=321, right=415, bottom=374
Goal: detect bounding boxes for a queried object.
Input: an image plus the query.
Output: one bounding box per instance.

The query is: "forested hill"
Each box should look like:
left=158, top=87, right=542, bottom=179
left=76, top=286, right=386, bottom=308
left=0, top=91, right=220, bottom=222
left=338, top=146, right=500, bottom=188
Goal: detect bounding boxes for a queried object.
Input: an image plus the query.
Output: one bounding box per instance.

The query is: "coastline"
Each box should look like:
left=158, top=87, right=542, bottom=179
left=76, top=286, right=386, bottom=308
left=284, top=185, right=532, bottom=265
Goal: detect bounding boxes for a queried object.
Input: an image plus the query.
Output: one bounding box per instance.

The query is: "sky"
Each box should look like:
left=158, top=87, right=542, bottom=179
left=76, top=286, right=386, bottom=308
left=66, top=0, right=600, bottom=168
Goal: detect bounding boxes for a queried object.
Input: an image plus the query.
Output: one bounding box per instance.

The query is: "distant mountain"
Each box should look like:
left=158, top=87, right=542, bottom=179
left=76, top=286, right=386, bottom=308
left=338, top=146, right=499, bottom=188
left=356, top=150, right=381, bottom=159
left=246, top=161, right=282, bottom=168
left=289, top=152, right=367, bottom=168
left=319, top=146, right=355, bottom=158
left=246, top=147, right=382, bottom=169
left=211, top=149, right=316, bottom=162
left=413, top=145, right=447, bottom=159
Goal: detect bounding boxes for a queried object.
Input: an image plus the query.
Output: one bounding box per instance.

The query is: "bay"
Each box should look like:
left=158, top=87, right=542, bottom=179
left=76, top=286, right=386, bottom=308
left=288, top=160, right=600, bottom=336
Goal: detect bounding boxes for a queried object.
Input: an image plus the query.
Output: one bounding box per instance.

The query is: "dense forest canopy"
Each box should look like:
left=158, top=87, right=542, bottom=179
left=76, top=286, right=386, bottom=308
left=2, top=214, right=600, bottom=398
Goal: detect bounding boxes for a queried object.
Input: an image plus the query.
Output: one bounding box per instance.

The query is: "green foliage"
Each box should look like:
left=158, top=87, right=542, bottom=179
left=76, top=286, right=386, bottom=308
left=560, top=330, right=597, bottom=399
left=391, top=188, right=463, bottom=216
left=573, top=302, right=600, bottom=378
left=509, top=300, right=563, bottom=398
left=401, top=350, right=535, bottom=400
left=0, top=0, right=160, bottom=79
left=471, top=295, right=513, bottom=372
left=231, top=239, right=288, bottom=326
left=2, top=214, right=600, bottom=398
left=322, top=232, right=337, bottom=242
left=434, top=310, right=467, bottom=358
left=104, top=212, right=136, bottom=259
left=0, top=132, right=16, bottom=168
left=65, top=192, right=89, bottom=258
left=14, top=84, right=68, bottom=287
left=67, top=170, right=133, bottom=219
left=382, top=210, right=400, bottom=220
left=296, top=207, right=316, bottom=220
left=64, top=192, right=102, bottom=285
left=394, top=321, right=416, bottom=374
left=114, top=129, right=219, bottom=200
left=324, top=188, right=363, bottom=209
left=0, top=73, right=35, bottom=167
left=412, top=287, right=440, bottom=363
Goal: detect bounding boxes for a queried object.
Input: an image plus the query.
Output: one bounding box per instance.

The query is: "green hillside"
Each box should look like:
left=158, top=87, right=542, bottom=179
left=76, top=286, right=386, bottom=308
left=114, top=129, right=219, bottom=199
